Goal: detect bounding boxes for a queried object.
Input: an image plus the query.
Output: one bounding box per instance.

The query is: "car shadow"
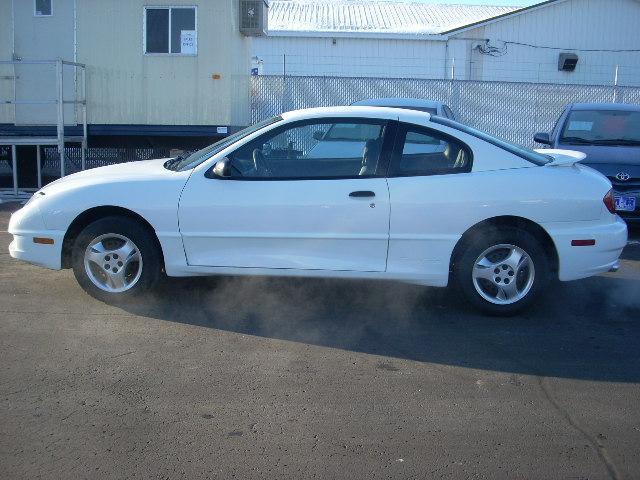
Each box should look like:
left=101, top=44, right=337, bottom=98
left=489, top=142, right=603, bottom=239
left=3, top=200, right=638, bottom=382
left=118, top=253, right=640, bottom=383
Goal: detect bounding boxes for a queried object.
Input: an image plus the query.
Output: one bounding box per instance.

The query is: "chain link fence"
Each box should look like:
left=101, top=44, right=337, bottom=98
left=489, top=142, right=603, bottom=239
left=250, top=75, right=640, bottom=148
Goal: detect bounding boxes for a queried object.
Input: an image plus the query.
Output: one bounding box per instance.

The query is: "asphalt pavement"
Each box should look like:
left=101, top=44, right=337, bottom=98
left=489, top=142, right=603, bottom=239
left=1, top=202, right=639, bottom=479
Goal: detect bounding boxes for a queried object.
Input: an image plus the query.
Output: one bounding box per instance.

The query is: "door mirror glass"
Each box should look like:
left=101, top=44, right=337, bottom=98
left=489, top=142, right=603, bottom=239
left=534, top=132, right=551, bottom=145
left=212, top=157, right=232, bottom=178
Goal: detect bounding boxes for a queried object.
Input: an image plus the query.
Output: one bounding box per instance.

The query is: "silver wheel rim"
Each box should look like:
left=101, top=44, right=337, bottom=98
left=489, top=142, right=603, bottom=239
left=83, top=233, right=143, bottom=293
left=471, top=244, right=535, bottom=306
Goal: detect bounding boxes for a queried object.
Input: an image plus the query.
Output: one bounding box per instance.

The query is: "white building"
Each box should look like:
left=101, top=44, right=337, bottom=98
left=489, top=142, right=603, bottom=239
left=1, top=0, right=253, bottom=136
left=253, top=0, right=640, bottom=86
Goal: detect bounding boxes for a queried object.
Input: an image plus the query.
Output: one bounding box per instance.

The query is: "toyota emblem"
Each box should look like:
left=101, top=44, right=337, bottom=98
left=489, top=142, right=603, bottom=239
left=616, top=172, right=631, bottom=181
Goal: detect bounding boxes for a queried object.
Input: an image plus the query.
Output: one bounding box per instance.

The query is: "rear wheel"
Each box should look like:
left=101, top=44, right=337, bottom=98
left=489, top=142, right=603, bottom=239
left=72, top=216, right=161, bottom=302
left=453, top=227, right=551, bottom=316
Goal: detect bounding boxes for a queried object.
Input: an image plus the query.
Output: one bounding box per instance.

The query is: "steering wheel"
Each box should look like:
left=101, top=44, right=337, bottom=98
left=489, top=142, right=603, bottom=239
left=252, top=148, right=271, bottom=176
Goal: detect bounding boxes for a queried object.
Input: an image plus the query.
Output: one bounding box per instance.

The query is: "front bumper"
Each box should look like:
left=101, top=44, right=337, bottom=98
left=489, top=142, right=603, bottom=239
left=544, top=216, right=628, bottom=282
left=8, top=205, right=65, bottom=270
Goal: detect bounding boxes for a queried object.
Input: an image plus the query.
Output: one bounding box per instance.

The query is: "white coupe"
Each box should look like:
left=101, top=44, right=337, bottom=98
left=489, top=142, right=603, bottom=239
left=9, top=107, right=628, bottom=315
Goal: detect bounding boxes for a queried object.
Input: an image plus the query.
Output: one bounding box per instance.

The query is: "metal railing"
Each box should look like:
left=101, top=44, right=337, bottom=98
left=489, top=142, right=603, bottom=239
left=0, top=58, right=87, bottom=198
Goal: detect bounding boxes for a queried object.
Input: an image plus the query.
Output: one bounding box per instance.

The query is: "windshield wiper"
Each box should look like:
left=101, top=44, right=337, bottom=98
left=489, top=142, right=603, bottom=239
left=560, top=136, right=595, bottom=145
left=590, top=139, right=640, bottom=146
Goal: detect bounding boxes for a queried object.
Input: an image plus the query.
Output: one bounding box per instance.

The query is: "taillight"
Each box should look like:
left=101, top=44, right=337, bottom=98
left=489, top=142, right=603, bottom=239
left=603, top=189, right=616, bottom=214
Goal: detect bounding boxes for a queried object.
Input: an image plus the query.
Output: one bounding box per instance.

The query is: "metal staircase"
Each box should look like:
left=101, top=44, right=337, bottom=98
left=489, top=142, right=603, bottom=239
left=0, top=58, right=87, bottom=201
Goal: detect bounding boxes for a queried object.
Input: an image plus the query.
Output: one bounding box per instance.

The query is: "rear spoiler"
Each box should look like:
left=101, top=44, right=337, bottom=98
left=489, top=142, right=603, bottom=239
left=535, top=149, right=587, bottom=167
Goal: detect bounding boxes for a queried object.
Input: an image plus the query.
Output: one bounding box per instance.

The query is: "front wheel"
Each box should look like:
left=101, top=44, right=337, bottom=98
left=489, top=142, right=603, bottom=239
left=453, top=227, right=551, bottom=316
left=71, top=216, right=162, bottom=303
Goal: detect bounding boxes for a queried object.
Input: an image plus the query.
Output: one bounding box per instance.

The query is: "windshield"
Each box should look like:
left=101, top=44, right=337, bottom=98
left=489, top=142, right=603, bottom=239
left=560, top=109, right=640, bottom=146
left=431, top=116, right=551, bottom=166
left=166, top=116, right=283, bottom=171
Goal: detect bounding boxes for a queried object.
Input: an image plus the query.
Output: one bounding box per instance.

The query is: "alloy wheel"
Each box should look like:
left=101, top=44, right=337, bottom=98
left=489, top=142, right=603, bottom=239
left=83, top=233, right=143, bottom=293
left=471, top=243, right=535, bottom=305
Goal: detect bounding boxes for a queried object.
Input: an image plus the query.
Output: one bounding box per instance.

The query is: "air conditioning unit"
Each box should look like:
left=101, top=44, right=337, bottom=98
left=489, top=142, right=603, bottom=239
left=558, top=52, right=579, bottom=72
left=239, top=0, right=268, bottom=36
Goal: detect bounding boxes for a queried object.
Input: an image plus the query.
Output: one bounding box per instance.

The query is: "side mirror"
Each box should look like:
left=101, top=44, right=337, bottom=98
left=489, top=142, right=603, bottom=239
left=211, top=157, right=232, bottom=178
left=534, top=132, right=551, bottom=145
left=312, top=130, right=325, bottom=141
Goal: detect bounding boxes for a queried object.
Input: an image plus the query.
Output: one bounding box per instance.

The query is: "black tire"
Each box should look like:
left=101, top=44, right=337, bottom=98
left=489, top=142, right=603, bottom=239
left=452, top=226, right=551, bottom=316
left=71, top=216, right=162, bottom=303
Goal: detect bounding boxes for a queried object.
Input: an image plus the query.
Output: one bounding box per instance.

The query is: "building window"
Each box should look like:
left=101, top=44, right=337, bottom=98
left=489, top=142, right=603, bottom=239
left=34, top=0, right=52, bottom=16
left=144, top=7, right=197, bottom=55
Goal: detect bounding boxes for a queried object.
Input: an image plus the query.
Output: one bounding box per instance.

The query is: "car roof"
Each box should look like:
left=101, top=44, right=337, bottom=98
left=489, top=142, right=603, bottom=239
left=351, top=98, right=443, bottom=109
left=569, top=102, right=640, bottom=112
left=280, top=106, right=431, bottom=123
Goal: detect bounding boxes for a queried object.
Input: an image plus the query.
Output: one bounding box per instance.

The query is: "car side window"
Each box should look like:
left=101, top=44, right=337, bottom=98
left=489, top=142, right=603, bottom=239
left=390, top=125, right=471, bottom=176
left=226, top=119, right=388, bottom=179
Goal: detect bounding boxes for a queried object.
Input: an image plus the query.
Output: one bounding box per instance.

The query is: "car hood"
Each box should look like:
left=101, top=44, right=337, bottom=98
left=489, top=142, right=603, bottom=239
left=40, top=158, right=179, bottom=194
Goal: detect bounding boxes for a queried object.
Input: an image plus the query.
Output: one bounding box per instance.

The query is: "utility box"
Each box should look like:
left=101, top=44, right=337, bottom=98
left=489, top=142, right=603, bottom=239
left=239, top=0, right=268, bottom=36
left=558, top=52, right=579, bottom=72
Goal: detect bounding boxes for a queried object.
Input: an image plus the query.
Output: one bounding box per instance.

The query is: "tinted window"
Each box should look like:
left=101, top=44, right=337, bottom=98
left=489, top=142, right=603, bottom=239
left=35, top=0, right=52, bottom=16
left=390, top=106, right=437, bottom=114
left=170, top=8, right=196, bottom=54
left=145, top=9, right=169, bottom=53
left=145, top=7, right=197, bottom=54
left=227, top=119, right=387, bottom=179
left=391, top=125, right=471, bottom=176
left=431, top=116, right=550, bottom=166
left=560, top=109, right=640, bottom=145
left=322, top=123, right=383, bottom=141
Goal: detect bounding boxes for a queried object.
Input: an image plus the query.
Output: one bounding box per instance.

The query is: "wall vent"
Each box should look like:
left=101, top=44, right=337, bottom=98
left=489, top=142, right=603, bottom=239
left=558, top=53, right=579, bottom=72
left=240, top=0, right=268, bottom=36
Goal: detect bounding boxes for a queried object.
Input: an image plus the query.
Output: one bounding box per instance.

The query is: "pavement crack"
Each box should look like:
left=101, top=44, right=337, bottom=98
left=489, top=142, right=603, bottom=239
left=110, top=351, right=135, bottom=359
left=537, top=376, right=623, bottom=480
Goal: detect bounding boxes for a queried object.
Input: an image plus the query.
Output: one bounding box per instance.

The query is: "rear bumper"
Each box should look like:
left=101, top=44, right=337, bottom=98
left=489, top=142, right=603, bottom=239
left=544, top=217, right=628, bottom=282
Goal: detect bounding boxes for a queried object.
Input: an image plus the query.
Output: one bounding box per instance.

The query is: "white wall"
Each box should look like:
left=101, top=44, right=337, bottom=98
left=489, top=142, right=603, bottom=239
left=77, top=0, right=252, bottom=126
left=451, top=0, right=640, bottom=86
left=0, top=0, right=14, bottom=123
left=253, top=0, right=640, bottom=87
left=252, top=35, right=448, bottom=79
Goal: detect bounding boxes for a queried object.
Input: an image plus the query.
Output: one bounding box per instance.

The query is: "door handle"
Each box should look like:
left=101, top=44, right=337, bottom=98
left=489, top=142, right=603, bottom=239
left=349, top=191, right=375, bottom=198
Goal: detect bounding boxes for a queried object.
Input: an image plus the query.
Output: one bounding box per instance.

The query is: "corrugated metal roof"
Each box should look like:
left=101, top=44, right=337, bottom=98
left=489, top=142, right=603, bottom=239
left=268, top=1, right=519, bottom=36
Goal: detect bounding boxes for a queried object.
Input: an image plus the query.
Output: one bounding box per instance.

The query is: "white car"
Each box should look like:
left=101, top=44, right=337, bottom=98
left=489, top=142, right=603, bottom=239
left=9, top=107, right=627, bottom=315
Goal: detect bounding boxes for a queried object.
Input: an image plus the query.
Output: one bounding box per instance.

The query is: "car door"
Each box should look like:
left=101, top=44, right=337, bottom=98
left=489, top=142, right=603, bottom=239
left=178, top=117, right=396, bottom=272
left=386, top=123, right=473, bottom=280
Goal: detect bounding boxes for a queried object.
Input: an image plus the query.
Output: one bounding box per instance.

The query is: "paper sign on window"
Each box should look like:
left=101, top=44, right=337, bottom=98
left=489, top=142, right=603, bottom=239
left=180, top=30, right=196, bottom=54
left=568, top=121, right=593, bottom=131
